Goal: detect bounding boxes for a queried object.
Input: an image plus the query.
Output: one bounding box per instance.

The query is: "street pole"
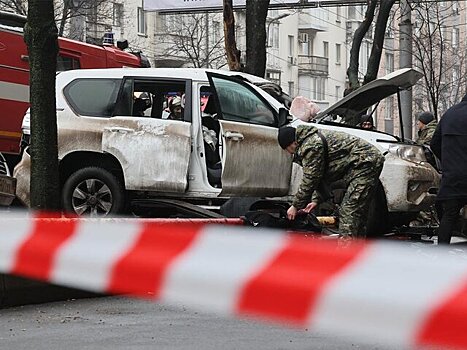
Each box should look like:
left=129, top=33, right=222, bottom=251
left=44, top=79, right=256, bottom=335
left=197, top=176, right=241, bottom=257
left=205, top=12, right=209, bottom=68
left=399, top=0, right=413, bottom=141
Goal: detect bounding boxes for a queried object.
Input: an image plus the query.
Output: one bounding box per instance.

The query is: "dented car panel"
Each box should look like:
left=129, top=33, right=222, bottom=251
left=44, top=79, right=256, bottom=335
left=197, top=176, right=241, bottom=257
left=380, top=154, right=440, bottom=212
left=219, top=120, right=292, bottom=197
left=58, top=114, right=109, bottom=157
left=102, top=117, right=191, bottom=192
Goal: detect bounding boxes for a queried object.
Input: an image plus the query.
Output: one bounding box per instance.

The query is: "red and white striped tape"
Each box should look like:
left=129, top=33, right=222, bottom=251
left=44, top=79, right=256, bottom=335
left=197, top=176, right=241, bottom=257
left=1, top=212, right=467, bottom=350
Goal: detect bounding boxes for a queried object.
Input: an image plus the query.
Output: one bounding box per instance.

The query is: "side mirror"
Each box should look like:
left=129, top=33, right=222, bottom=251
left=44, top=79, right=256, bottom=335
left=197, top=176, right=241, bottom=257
left=278, top=108, right=292, bottom=127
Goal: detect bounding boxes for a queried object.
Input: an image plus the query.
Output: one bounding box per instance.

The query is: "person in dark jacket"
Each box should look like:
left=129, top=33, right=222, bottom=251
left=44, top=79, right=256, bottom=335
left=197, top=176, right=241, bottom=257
left=278, top=125, right=385, bottom=238
left=430, top=94, right=467, bottom=244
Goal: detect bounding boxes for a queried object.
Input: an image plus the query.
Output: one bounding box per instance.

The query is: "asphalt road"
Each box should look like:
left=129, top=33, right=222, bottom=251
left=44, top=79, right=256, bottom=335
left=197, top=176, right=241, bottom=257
left=0, top=296, right=396, bottom=350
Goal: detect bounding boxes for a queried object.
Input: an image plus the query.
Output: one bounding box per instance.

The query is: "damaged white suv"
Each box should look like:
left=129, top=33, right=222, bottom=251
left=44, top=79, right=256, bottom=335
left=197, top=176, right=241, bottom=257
left=15, top=68, right=439, bottom=230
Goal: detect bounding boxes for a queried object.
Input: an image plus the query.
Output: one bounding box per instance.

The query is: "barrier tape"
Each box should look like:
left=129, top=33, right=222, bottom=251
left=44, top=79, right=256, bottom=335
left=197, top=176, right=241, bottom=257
left=1, top=212, right=467, bottom=349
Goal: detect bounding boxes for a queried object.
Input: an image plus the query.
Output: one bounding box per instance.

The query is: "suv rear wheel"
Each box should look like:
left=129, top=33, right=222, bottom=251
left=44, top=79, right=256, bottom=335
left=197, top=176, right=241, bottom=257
left=62, top=167, right=125, bottom=217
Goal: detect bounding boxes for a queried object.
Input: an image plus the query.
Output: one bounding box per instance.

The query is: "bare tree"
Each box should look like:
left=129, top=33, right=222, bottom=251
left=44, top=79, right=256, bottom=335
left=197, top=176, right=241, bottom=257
left=156, top=12, right=226, bottom=69
left=347, top=0, right=378, bottom=92
left=223, top=0, right=241, bottom=71
left=56, top=0, right=115, bottom=42
left=363, top=0, right=396, bottom=84
left=346, top=0, right=396, bottom=93
left=0, top=0, right=27, bottom=15
left=410, top=1, right=467, bottom=118
left=25, top=0, right=60, bottom=210
left=244, top=0, right=270, bottom=77
left=1, top=0, right=113, bottom=42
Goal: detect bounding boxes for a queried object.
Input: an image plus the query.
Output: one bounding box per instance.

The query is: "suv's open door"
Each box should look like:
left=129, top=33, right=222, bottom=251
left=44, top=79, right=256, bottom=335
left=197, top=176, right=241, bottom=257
left=207, top=72, right=292, bottom=197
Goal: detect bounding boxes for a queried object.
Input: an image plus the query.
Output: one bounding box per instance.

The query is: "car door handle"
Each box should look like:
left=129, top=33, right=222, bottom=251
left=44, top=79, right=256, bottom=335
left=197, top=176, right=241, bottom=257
left=105, top=127, right=134, bottom=134
left=224, top=131, right=244, bottom=141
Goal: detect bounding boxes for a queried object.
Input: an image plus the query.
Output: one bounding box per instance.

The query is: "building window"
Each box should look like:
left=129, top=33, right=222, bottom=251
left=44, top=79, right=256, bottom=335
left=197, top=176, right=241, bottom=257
left=385, top=97, right=394, bottom=120
left=268, top=9, right=279, bottom=18
left=312, top=76, right=326, bottom=101
left=336, top=6, right=341, bottom=22
left=288, top=35, right=294, bottom=57
left=385, top=53, right=394, bottom=74
left=211, top=20, right=221, bottom=45
left=113, top=3, right=123, bottom=27
left=266, top=71, right=281, bottom=85
left=348, top=6, right=357, bottom=20
left=384, top=96, right=394, bottom=134
left=268, top=23, right=279, bottom=49
left=453, top=27, right=459, bottom=48
left=385, top=22, right=394, bottom=38
left=323, top=41, right=329, bottom=58
left=288, top=81, right=295, bottom=97
left=335, top=85, right=341, bottom=101
left=335, top=43, right=341, bottom=64
left=453, top=65, right=460, bottom=84
left=137, top=7, right=147, bottom=35
left=441, top=25, right=448, bottom=40
left=299, top=32, right=312, bottom=56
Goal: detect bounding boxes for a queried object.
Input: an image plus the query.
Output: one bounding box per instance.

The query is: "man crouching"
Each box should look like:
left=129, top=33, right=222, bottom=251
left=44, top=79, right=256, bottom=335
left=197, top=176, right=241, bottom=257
left=278, top=125, right=385, bottom=238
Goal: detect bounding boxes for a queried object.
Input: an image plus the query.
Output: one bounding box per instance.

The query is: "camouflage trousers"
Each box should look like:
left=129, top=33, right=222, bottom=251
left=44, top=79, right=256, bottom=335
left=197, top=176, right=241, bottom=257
left=338, top=156, right=385, bottom=236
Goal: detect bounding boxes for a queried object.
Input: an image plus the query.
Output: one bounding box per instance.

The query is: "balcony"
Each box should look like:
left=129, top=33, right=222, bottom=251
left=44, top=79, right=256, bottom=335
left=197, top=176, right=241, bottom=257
left=298, top=55, right=329, bottom=76
left=298, top=10, right=327, bottom=31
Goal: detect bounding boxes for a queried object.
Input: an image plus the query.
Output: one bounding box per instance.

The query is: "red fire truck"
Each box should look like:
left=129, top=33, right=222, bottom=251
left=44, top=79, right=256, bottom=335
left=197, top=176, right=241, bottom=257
left=0, top=11, right=150, bottom=158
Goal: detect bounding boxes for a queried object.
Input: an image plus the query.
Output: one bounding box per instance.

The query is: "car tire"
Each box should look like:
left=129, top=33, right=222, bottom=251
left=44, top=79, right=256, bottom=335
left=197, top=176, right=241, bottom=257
left=365, top=183, right=390, bottom=237
left=62, top=166, right=125, bottom=217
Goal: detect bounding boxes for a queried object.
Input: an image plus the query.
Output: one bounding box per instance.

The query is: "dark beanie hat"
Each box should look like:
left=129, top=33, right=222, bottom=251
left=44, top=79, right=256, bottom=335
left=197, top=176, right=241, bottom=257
left=278, top=127, right=296, bottom=149
left=417, top=111, right=434, bottom=125
left=360, top=114, right=374, bottom=125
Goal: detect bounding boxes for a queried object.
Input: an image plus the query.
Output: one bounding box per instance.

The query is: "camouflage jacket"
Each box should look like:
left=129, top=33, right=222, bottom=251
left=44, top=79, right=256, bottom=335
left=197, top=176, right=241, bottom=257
left=416, top=120, right=437, bottom=145
left=292, top=125, right=382, bottom=209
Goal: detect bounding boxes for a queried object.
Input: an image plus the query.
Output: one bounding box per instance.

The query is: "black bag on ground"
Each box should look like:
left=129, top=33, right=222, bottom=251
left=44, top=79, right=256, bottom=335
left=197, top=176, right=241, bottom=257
left=243, top=210, right=322, bottom=233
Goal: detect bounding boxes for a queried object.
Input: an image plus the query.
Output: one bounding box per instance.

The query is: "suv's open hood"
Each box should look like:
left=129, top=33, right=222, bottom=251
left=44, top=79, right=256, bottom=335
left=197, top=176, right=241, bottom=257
left=316, top=68, right=423, bottom=120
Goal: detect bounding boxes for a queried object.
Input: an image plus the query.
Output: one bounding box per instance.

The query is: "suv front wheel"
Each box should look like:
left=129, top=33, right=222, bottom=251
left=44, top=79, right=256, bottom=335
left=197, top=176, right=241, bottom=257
left=62, top=166, right=125, bottom=217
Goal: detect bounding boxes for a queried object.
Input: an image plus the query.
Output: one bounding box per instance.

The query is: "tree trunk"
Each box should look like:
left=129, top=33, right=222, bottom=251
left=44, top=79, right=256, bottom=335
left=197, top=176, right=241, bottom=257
left=363, top=0, right=396, bottom=85
left=24, top=0, right=60, bottom=211
left=223, top=0, right=241, bottom=71
left=244, top=0, right=270, bottom=77
left=346, top=0, right=378, bottom=94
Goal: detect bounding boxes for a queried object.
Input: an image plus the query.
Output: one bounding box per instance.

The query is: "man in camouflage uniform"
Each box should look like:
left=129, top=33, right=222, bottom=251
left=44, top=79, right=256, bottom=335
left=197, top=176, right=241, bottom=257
left=415, top=111, right=437, bottom=145
left=413, top=111, right=439, bottom=226
left=278, top=125, right=385, bottom=237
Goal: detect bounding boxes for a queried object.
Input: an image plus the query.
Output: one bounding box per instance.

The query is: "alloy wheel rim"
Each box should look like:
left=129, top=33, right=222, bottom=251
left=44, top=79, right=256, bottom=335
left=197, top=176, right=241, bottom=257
left=71, top=178, right=113, bottom=217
